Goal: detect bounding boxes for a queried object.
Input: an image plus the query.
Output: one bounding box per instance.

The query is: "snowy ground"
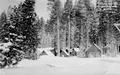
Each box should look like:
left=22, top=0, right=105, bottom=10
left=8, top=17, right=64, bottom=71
left=1, top=56, right=120, bottom=75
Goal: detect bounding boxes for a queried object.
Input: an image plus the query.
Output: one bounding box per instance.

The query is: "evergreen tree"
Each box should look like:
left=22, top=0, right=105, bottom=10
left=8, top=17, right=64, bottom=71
left=0, top=10, right=23, bottom=68
left=0, top=12, right=10, bottom=68
left=86, top=3, right=99, bottom=45
left=89, top=28, right=98, bottom=44
left=62, top=0, right=73, bottom=50
left=0, top=0, right=40, bottom=68
left=0, top=11, right=8, bottom=42
left=19, top=0, right=39, bottom=59
left=97, top=0, right=116, bottom=47
left=74, top=0, right=87, bottom=48
left=98, top=12, right=108, bottom=47
left=47, top=0, right=62, bottom=56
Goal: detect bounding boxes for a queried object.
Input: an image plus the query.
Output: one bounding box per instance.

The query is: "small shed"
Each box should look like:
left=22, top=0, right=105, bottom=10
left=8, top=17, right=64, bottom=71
left=85, top=44, right=102, bottom=58
left=70, top=48, right=80, bottom=56
left=60, top=48, right=69, bottom=57
left=37, top=48, right=55, bottom=56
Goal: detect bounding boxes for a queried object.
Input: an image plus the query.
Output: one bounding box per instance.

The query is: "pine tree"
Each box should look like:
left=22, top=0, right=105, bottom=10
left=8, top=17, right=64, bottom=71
left=97, top=0, right=116, bottom=47
left=74, top=0, right=87, bottom=49
left=0, top=12, right=11, bottom=68
left=19, top=0, right=39, bottom=59
left=85, top=0, right=92, bottom=47
left=0, top=0, right=40, bottom=68
left=62, top=0, right=73, bottom=51
left=0, top=11, right=8, bottom=42
left=0, top=9, right=24, bottom=68
left=47, top=0, right=62, bottom=56
left=86, top=2, right=99, bottom=45
left=89, top=28, right=98, bottom=44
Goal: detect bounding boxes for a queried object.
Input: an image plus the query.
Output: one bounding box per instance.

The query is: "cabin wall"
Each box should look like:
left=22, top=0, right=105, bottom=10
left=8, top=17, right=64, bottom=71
left=106, top=43, right=118, bottom=56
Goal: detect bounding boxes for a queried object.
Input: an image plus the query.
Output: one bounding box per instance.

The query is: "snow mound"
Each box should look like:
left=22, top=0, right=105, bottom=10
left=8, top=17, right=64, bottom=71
left=1, top=56, right=120, bottom=75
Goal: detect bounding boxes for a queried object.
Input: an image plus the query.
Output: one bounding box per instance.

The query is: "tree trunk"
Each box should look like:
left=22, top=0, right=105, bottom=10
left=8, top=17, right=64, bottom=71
left=57, top=18, right=60, bottom=56
left=68, top=16, right=71, bottom=54
left=65, top=24, right=66, bottom=48
left=86, top=20, right=89, bottom=49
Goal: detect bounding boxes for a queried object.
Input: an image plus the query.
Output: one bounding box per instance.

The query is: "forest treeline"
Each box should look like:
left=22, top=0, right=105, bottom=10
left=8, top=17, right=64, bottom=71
left=45, top=0, right=120, bottom=54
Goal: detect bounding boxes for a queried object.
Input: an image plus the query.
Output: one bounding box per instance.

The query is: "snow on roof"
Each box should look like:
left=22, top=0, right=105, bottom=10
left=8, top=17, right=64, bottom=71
left=62, top=50, right=69, bottom=56
left=94, top=44, right=102, bottom=51
left=44, top=50, right=54, bottom=56
left=74, top=48, right=80, bottom=52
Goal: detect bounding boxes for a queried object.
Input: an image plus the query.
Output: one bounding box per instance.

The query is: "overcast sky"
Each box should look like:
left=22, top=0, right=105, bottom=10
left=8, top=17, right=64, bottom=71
left=0, top=0, right=96, bottom=20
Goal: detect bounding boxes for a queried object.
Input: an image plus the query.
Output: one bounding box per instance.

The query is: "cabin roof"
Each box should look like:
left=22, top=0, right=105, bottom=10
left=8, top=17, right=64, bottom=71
left=85, top=44, right=102, bottom=53
left=37, top=47, right=54, bottom=56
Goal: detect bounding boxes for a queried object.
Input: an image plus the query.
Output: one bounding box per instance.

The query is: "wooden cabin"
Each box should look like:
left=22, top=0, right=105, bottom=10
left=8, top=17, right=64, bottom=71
left=85, top=44, right=102, bottom=58
left=37, top=48, right=55, bottom=56
left=70, top=48, right=80, bottom=56
left=60, top=48, right=69, bottom=57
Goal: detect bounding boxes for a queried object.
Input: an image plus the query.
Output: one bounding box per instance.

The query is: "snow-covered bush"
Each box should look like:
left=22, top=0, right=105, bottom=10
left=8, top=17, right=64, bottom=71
left=0, top=41, right=24, bottom=68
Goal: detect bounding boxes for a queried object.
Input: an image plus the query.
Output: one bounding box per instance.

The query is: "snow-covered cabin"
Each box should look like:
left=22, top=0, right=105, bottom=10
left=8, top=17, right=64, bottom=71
left=60, top=48, right=70, bottom=57
left=74, top=48, right=80, bottom=52
left=37, top=48, right=55, bottom=56
left=111, top=23, right=120, bottom=55
left=85, top=44, right=102, bottom=58
left=70, top=48, right=80, bottom=56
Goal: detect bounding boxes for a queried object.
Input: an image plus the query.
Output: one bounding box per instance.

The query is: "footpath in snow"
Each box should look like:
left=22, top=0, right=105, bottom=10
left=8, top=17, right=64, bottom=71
left=1, top=56, right=120, bottom=75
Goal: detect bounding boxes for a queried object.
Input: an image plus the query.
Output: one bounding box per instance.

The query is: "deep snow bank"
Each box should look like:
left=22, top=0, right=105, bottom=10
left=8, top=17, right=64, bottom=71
left=1, top=56, right=120, bottom=75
